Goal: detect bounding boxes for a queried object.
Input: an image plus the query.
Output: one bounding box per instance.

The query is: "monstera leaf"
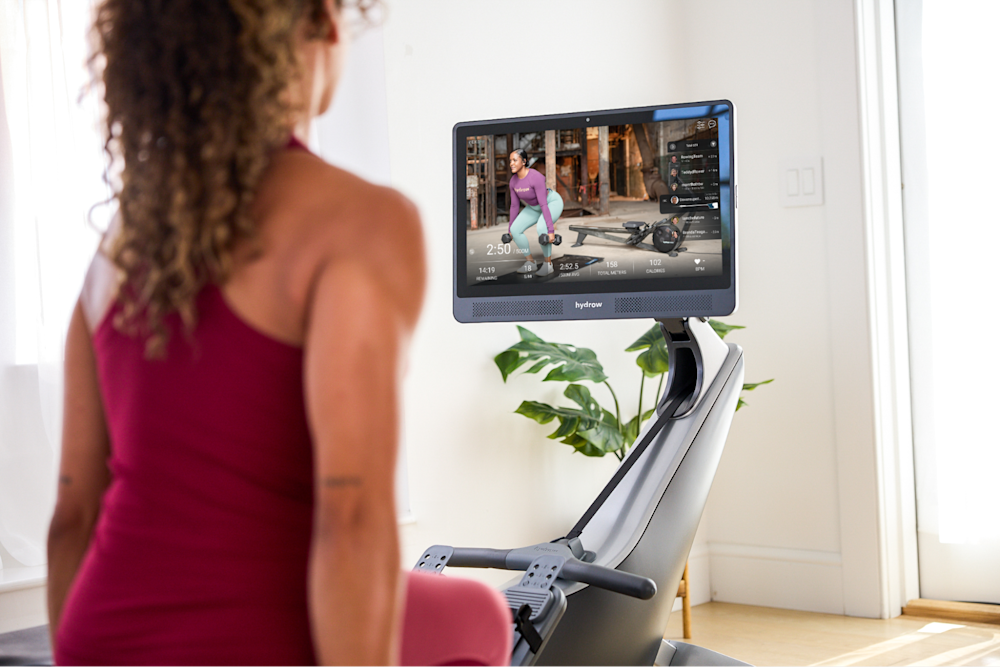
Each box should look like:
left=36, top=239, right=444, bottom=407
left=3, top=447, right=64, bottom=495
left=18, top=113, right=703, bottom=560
left=708, top=320, right=745, bottom=339
left=576, top=409, right=625, bottom=457
left=563, top=384, right=624, bottom=456
left=626, top=324, right=670, bottom=377
left=622, top=408, right=657, bottom=444
left=495, top=326, right=607, bottom=384
left=736, top=378, right=774, bottom=410
left=624, top=324, right=662, bottom=352
left=513, top=384, right=624, bottom=457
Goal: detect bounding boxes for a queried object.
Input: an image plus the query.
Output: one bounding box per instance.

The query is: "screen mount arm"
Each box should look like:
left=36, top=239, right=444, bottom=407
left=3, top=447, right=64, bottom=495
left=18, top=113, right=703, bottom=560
left=561, top=317, right=726, bottom=541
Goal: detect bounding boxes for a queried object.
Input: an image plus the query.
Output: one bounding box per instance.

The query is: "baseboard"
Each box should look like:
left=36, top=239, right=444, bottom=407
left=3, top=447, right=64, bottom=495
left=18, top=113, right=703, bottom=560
left=903, top=598, right=1000, bottom=626
left=0, top=568, right=47, bottom=634
left=707, top=542, right=844, bottom=614
left=687, top=542, right=711, bottom=607
left=671, top=544, right=711, bottom=612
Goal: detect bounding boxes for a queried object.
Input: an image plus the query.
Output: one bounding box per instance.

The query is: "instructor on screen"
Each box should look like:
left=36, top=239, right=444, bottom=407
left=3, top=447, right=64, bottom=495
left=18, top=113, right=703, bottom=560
left=507, top=149, right=564, bottom=277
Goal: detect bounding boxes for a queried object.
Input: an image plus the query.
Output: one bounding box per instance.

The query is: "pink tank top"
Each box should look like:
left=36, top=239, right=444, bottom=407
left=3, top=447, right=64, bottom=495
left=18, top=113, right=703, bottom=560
left=55, top=283, right=318, bottom=665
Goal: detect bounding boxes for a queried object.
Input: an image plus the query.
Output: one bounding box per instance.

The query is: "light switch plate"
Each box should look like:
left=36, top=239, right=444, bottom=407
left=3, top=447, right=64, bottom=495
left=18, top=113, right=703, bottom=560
left=780, top=157, right=824, bottom=207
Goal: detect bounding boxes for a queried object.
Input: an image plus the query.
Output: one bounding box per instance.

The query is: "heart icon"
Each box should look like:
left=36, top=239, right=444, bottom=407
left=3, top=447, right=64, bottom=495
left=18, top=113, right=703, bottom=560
left=694, top=259, right=701, bottom=264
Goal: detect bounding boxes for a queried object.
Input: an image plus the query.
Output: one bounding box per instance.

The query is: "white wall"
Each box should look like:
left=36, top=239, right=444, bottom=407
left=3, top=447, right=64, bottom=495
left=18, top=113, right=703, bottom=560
left=675, top=1, right=881, bottom=616
left=0, top=0, right=886, bottom=632
left=380, top=0, right=699, bottom=588
left=379, top=0, right=884, bottom=616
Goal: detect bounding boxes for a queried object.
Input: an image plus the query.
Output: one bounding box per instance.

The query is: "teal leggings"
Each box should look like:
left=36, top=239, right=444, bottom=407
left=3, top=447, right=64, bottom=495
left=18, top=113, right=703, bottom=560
left=511, top=190, right=564, bottom=259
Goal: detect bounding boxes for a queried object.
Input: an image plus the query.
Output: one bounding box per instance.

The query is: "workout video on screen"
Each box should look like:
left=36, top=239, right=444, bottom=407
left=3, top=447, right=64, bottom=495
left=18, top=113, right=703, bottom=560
left=464, top=118, right=723, bottom=288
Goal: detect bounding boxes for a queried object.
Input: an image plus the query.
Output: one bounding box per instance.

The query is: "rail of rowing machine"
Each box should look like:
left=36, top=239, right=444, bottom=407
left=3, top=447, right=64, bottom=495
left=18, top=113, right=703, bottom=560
left=416, top=317, right=746, bottom=666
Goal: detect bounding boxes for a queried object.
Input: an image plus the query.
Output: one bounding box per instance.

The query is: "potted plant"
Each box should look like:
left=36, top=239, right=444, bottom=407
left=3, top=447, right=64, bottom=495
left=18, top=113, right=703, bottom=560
left=494, top=322, right=772, bottom=461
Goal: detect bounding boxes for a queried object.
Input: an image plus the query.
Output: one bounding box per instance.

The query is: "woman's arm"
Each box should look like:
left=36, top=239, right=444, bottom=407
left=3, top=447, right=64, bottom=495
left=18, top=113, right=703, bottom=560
left=533, top=176, right=555, bottom=234
left=304, top=192, right=425, bottom=665
left=47, top=301, right=111, bottom=648
left=509, top=181, right=520, bottom=232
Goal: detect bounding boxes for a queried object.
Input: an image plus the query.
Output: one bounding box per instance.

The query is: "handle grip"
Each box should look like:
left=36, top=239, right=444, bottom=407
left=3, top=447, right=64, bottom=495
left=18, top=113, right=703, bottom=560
left=446, top=547, right=655, bottom=600
left=560, top=560, right=657, bottom=600
left=448, top=547, right=511, bottom=569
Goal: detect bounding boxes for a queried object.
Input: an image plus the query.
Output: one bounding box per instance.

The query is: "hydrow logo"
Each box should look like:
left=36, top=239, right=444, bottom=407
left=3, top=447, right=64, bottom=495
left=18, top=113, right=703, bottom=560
left=575, top=301, right=603, bottom=310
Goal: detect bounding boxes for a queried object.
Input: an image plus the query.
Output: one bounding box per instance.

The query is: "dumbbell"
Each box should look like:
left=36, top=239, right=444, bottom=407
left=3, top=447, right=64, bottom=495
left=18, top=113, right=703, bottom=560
left=501, top=233, right=512, bottom=244
left=539, top=233, right=563, bottom=246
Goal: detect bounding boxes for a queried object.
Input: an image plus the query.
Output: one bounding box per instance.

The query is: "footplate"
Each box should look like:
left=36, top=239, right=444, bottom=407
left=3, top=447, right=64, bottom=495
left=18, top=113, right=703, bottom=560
left=504, top=587, right=554, bottom=622
left=505, top=555, right=569, bottom=666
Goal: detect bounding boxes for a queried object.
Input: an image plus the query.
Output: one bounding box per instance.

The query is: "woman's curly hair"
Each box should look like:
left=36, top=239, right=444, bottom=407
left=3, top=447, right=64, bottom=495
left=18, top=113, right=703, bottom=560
left=92, top=0, right=343, bottom=357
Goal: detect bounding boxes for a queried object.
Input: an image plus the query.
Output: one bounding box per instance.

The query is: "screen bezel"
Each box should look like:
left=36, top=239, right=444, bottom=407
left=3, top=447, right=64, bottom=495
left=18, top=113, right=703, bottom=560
left=453, top=100, right=737, bottom=322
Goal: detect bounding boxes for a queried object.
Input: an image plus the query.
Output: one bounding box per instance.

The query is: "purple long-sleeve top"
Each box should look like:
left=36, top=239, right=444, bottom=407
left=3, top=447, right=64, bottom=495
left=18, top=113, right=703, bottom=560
left=509, top=168, right=555, bottom=234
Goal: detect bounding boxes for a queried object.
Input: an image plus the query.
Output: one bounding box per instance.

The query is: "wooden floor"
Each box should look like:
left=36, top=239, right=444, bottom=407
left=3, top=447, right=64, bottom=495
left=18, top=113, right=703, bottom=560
left=663, top=602, right=1000, bottom=666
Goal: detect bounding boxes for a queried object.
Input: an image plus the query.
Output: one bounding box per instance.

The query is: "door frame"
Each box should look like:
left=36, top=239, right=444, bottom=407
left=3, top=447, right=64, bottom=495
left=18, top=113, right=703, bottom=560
left=851, top=0, right=920, bottom=618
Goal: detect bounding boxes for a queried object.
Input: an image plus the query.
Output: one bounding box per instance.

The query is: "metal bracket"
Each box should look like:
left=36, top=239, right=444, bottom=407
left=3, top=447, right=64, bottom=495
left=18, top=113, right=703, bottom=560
left=517, top=555, right=567, bottom=591
left=412, top=545, right=453, bottom=574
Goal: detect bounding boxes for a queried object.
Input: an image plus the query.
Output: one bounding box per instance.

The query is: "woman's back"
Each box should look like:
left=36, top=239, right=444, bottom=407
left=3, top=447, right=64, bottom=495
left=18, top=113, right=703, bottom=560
left=203, top=140, right=420, bottom=348
left=43, top=2, right=496, bottom=663
left=57, top=282, right=316, bottom=665
left=53, top=136, right=425, bottom=664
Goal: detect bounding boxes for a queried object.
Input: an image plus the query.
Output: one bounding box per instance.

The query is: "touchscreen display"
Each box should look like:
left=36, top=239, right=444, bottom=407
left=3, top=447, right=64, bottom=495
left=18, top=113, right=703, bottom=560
left=458, top=109, right=731, bottom=297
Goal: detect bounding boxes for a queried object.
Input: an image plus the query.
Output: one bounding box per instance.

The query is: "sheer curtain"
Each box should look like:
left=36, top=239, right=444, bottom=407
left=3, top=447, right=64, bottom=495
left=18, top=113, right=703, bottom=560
left=0, top=0, right=107, bottom=569
left=0, top=3, right=402, bottom=572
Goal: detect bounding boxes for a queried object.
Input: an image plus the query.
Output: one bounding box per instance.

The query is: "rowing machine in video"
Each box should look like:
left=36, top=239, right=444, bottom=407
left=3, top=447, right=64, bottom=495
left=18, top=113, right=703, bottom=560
left=416, top=317, right=748, bottom=666
left=569, top=219, right=686, bottom=256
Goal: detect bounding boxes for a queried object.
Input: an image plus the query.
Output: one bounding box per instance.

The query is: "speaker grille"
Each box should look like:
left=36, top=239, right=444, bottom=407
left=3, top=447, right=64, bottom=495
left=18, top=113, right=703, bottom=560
left=615, top=294, right=712, bottom=314
left=472, top=300, right=563, bottom=319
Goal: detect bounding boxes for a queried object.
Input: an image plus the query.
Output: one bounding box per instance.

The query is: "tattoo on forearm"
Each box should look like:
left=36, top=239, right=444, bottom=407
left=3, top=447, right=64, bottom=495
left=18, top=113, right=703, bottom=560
left=322, top=476, right=362, bottom=488
left=59, top=475, right=72, bottom=486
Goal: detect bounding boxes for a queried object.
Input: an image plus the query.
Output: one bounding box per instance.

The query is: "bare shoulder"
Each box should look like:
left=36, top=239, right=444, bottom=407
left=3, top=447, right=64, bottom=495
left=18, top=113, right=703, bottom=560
left=271, top=151, right=426, bottom=329
left=337, top=180, right=425, bottom=330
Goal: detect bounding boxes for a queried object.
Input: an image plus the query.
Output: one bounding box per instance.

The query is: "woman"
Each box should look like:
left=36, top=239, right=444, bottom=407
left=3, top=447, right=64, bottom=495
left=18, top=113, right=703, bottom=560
left=46, top=1, right=511, bottom=664
left=507, top=149, right=564, bottom=276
